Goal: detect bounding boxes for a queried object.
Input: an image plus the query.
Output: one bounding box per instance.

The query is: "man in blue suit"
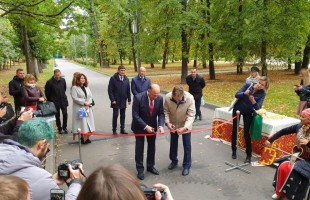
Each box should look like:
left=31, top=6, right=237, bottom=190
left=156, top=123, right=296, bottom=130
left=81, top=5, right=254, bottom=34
left=131, top=67, right=151, bottom=96
left=131, top=84, right=165, bottom=180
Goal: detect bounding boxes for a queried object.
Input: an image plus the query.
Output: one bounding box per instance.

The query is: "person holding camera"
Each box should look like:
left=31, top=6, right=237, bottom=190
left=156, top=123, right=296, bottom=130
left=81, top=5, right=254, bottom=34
left=0, top=108, right=33, bottom=143
left=77, top=164, right=174, bottom=200
left=0, top=118, right=83, bottom=200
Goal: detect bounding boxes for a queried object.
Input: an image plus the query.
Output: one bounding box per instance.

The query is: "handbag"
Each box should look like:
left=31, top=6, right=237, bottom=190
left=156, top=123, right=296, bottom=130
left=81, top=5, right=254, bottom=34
left=36, top=101, right=57, bottom=117
left=200, top=98, right=205, bottom=106
left=250, top=111, right=263, bottom=140
left=0, top=103, right=15, bottom=122
left=78, top=108, right=88, bottom=118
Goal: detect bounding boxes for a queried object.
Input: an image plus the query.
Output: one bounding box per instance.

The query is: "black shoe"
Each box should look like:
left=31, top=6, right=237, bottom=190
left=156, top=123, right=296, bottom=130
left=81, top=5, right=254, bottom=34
left=112, top=130, right=117, bottom=134
left=244, top=156, right=251, bottom=164
left=120, top=129, right=128, bottom=134
left=168, top=163, right=177, bottom=170
left=63, top=128, right=68, bottom=134
left=182, top=168, right=190, bottom=176
left=147, top=167, right=159, bottom=175
left=86, top=139, right=92, bottom=144
left=58, top=129, right=63, bottom=134
left=137, top=172, right=144, bottom=180
left=232, top=151, right=236, bottom=159
left=199, top=115, right=202, bottom=120
left=81, top=138, right=87, bottom=144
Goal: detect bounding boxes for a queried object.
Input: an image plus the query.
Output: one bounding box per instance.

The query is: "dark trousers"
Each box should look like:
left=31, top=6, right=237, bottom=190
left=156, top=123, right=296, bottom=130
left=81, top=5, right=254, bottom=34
left=55, top=106, right=68, bottom=131
left=14, top=101, right=22, bottom=116
left=231, top=109, right=253, bottom=156
left=194, top=98, right=201, bottom=117
left=169, top=132, right=192, bottom=169
left=135, top=135, right=156, bottom=173
left=112, top=108, right=126, bottom=131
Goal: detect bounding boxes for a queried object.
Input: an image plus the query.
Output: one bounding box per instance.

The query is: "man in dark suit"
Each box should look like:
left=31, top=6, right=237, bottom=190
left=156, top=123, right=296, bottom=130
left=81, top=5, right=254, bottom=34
left=131, top=84, right=164, bottom=180
left=108, top=65, right=131, bottom=134
left=131, top=67, right=151, bottom=96
left=45, top=69, right=69, bottom=134
left=186, top=67, right=205, bottom=120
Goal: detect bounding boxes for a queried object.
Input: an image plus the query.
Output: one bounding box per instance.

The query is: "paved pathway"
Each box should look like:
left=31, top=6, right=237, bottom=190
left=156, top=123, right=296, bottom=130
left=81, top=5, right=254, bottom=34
left=55, top=59, right=276, bottom=200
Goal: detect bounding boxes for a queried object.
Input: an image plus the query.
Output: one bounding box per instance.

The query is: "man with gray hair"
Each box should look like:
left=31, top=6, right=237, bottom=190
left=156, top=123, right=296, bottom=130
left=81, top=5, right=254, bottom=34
left=164, top=85, right=195, bottom=176
left=0, top=118, right=83, bottom=200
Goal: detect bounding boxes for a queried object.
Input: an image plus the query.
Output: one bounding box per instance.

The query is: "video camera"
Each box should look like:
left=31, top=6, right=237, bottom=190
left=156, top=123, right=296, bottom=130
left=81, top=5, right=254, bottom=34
left=141, top=185, right=166, bottom=200
left=58, top=159, right=82, bottom=179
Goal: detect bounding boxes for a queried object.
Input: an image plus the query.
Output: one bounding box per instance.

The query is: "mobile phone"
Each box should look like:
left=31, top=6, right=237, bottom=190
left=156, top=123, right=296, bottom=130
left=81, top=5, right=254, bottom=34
left=50, top=189, right=65, bottom=200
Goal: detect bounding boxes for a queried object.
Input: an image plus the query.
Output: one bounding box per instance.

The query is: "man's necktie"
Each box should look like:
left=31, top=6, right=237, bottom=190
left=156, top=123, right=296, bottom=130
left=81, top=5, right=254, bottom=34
left=149, top=100, right=154, bottom=116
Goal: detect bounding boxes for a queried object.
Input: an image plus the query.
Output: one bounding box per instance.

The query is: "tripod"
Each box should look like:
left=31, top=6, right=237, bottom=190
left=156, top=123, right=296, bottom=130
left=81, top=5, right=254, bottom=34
left=225, top=110, right=251, bottom=174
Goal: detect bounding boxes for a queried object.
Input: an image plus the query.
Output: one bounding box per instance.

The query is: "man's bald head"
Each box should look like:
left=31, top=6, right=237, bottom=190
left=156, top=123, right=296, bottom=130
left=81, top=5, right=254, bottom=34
left=148, top=84, right=160, bottom=101
left=139, top=67, right=146, bottom=77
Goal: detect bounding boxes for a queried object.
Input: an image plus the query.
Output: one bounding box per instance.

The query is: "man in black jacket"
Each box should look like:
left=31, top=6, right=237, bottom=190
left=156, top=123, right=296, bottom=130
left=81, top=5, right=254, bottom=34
left=9, top=68, right=25, bottom=115
left=186, top=68, right=206, bottom=120
left=45, top=69, right=69, bottom=134
left=108, top=65, right=131, bottom=134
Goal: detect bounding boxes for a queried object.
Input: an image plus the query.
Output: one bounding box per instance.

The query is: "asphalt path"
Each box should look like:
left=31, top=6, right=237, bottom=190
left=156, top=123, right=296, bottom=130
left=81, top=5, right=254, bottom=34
left=55, top=59, right=276, bottom=200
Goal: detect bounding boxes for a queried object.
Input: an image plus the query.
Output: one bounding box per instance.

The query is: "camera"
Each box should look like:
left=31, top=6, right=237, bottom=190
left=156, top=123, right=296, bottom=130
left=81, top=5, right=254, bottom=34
left=58, top=159, right=82, bottom=179
left=141, top=187, right=166, bottom=200
left=50, top=189, right=65, bottom=200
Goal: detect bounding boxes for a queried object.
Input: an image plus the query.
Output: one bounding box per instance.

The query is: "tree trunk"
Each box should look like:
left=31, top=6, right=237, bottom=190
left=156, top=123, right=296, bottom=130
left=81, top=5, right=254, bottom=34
left=193, top=59, right=197, bottom=68
left=302, top=35, right=310, bottom=68
left=180, top=0, right=189, bottom=84
left=38, top=59, right=43, bottom=73
left=261, top=40, right=267, bottom=76
left=207, top=0, right=215, bottom=80
left=236, top=0, right=244, bottom=74
left=287, top=58, right=291, bottom=70
left=150, top=63, right=154, bottom=68
left=295, top=49, right=302, bottom=74
left=162, top=32, right=169, bottom=69
left=20, top=24, right=36, bottom=76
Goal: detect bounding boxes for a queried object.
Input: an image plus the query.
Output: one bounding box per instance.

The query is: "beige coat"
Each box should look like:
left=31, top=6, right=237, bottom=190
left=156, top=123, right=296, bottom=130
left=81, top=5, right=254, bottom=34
left=164, top=91, right=196, bottom=131
left=71, top=86, right=95, bottom=133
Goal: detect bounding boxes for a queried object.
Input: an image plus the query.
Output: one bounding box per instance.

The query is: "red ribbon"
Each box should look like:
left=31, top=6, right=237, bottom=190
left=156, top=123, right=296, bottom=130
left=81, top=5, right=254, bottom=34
left=76, top=114, right=239, bottom=137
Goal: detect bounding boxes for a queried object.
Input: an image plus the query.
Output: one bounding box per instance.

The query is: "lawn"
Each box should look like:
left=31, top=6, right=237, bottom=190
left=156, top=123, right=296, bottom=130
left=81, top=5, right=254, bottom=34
left=82, top=60, right=299, bottom=118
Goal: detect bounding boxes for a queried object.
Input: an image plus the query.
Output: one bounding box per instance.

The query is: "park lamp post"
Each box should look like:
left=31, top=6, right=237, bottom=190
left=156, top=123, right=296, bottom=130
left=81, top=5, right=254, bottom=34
left=132, top=0, right=141, bottom=72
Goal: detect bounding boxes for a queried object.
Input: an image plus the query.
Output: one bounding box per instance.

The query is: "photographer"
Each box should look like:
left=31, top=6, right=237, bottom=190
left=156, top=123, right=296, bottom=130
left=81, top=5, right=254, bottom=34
left=0, top=108, right=33, bottom=143
left=0, top=118, right=83, bottom=200
left=77, top=164, right=173, bottom=200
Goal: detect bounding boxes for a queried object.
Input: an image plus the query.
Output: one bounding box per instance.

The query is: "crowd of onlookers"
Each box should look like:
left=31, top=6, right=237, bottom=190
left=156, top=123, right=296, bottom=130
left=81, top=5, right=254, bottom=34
left=2, top=64, right=310, bottom=200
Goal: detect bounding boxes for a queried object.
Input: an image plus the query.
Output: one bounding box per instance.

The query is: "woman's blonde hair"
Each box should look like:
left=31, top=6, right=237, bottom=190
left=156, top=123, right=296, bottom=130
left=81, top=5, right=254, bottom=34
left=259, top=76, right=270, bottom=90
left=24, top=74, right=36, bottom=84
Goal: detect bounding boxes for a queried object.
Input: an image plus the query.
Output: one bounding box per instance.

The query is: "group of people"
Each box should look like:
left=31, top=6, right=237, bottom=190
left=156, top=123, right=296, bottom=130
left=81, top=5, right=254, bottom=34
left=2, top=64, right=310, bottom=200
left=108, top=65, right=204, bottom=179
left=0, top=117, right=173, bottom=200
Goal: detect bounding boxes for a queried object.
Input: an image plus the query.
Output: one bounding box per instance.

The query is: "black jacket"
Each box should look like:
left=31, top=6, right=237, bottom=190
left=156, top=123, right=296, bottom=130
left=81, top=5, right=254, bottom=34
left=9, top=76, right=24, bottom=106
left=108, top=73, right=131, bottom=109
left=45, top=76, right=68, bottom=108
left=0, top=118, right=23, bottom=143
left=186, top=74, right=206, bottom=100
left=268, top=123, right=302, bottom=144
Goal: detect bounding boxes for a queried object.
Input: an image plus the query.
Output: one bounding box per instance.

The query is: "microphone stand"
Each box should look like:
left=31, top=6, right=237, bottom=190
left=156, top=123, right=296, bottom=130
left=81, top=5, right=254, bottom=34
left=225, top=110, right=251, bottom=174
